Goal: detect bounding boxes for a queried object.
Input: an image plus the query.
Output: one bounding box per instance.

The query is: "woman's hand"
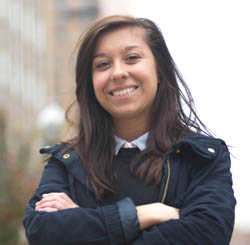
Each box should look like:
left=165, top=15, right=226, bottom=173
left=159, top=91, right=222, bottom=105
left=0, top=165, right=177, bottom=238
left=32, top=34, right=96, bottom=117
left=35, top=192, right=79, bottom=212
left=136, top=203, right=179, bottom=230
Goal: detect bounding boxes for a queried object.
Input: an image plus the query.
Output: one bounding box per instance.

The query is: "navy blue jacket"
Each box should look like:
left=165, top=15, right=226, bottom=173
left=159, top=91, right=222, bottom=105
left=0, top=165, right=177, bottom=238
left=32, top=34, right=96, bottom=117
left=23, top=134, right=236, bottom=244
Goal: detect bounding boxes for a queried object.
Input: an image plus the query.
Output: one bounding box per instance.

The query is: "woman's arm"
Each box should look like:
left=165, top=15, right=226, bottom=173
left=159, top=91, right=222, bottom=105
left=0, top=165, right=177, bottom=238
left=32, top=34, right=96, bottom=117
left=129, top=141, right=236, bottom=245
left=35, top=192, right=179, bottom=231
left=35, top=192, right=179, bottom=230
left=136, top=203, right=179, bottom=230
left=35, top=192, right=79, bottom=212
left=23, top=157, right=138, bottom=245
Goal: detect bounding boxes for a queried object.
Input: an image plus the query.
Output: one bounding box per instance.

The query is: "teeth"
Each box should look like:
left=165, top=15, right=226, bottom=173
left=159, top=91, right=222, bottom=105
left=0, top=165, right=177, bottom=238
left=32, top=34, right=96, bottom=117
left=112, top=87, right=136, bottom=96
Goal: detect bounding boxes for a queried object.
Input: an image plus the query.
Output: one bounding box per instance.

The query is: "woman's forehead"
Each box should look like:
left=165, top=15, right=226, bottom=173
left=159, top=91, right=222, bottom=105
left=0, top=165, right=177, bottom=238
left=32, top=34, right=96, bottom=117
left=94, top=26, right=147, bottom=54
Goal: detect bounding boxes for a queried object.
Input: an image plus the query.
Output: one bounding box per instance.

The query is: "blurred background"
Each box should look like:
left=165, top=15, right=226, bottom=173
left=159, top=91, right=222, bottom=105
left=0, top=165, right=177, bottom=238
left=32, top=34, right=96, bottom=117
left=0, top=0, right=249, bottom=244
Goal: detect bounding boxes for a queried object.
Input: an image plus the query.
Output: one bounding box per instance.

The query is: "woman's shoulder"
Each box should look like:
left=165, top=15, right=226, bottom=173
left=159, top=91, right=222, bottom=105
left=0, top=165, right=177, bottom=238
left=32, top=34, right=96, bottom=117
left=171, top=133, right=228, bottom=160
left=40, top=143, right=82, bottom=167
left=39, top=143, right=87, bottom=184
left=171, top=134, right=232, bottom=183
left=40, top=143, right=66, bottom=155
left=40, top=143, right=77, bottom=157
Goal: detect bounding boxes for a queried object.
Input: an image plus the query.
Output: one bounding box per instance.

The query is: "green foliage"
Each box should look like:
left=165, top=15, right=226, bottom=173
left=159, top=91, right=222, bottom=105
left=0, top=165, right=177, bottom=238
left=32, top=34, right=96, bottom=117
left=0, top=114, right=38, bottom=245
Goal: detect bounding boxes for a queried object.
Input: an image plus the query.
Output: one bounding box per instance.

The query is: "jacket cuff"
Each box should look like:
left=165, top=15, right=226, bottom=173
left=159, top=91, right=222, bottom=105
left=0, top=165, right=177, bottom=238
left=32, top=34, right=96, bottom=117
left=117, top=197, right=139, bottom=243
left=101, top=203, right=125, bottom=245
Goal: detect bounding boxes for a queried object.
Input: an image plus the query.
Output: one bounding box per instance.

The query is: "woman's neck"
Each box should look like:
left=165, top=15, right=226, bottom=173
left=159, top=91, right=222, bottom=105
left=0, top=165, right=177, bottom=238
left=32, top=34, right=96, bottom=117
left=113, top=117, right=150, bottom=142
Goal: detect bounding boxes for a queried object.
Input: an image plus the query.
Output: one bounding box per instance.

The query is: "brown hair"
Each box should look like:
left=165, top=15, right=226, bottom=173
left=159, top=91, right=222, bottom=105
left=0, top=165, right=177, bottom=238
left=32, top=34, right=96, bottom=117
left=66, top=15, right=210, bottom=199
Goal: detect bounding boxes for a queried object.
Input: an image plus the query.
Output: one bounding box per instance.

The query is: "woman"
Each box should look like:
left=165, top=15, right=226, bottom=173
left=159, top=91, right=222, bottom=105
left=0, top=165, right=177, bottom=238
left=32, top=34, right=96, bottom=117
left=24, top=15, right=236, bottom=245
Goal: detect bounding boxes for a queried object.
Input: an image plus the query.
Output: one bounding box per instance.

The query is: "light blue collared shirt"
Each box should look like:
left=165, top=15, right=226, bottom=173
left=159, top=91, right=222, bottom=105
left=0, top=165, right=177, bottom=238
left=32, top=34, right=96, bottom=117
left=114, top=132, right=149, bottom=155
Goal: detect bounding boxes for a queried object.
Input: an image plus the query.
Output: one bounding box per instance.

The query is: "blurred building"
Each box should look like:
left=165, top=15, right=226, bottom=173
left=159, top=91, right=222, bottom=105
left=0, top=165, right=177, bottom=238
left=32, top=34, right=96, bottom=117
left=47, top=0, right=98, bottom=109
left=0, top=0, right=49, bottom=170
left=0, top=0, right=51, bottom=244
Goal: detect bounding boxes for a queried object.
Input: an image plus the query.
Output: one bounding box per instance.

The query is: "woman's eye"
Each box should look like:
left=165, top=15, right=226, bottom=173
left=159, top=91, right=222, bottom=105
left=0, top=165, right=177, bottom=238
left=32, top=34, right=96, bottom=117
left=126, top=55, right=140, bottom=63
left=95, top=62, right=110, bottom=70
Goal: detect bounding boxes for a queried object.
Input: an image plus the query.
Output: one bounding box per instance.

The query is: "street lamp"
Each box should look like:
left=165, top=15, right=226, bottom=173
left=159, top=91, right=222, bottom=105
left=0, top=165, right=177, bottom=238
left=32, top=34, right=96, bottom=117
left=37, top=103, right=64, bottom=144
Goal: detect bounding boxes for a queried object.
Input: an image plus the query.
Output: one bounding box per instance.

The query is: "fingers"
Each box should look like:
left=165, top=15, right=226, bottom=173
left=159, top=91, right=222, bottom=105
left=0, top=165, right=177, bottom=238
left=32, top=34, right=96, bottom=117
left=36, top=207, right=59, bottom=212
left=37, top=193, right=67, bottom=208
left=35, top=199, right=63, bottom=211
left=35, top=192, right=79, bottom=212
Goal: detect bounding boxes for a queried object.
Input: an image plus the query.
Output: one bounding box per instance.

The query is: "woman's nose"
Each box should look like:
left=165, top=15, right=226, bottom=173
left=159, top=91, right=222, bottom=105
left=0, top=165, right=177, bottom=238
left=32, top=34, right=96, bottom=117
left=110, top=63, right=128, bottom=81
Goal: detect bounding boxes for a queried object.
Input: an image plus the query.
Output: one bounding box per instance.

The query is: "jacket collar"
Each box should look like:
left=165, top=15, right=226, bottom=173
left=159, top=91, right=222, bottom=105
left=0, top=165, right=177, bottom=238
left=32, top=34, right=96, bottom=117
left=165, top=134, right=221, bottom=159
left=40, top=134, right=223, bottom=187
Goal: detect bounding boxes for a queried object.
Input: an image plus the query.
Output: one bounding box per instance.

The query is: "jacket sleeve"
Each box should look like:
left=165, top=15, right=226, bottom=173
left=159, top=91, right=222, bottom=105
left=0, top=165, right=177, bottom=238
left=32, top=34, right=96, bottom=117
left=23, top=157, right=139, bottom=245
left=130, top=141, right=236, bottom=245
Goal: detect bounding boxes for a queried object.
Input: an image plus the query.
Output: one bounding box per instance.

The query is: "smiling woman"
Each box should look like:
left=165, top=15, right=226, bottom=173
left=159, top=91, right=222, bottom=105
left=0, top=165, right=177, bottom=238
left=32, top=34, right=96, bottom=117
left=23, top=15, right=236, bottom=245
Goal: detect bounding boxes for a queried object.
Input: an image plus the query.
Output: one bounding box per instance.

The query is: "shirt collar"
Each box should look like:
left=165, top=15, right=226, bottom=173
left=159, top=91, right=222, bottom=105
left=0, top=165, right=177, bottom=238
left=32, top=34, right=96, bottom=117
left=114, top=132, right=149, bottom=155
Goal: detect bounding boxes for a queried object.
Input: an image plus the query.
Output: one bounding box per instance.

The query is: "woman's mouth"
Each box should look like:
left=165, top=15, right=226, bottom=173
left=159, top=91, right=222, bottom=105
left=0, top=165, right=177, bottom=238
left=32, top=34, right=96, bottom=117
left=110, top=86, right=138, bottom=97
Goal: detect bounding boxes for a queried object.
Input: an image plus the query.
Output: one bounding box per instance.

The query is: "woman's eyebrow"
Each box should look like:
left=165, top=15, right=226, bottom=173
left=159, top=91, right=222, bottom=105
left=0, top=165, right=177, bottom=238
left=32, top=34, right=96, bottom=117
left=124, top=45, right=141, bottom=51
left=93, top=52, right=106, bottom=59
left=93, top=45, right=142, bottom=59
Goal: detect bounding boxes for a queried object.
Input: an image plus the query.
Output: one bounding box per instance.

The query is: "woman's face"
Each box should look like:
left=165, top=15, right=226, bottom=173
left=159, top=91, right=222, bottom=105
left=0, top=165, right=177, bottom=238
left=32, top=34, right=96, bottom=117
left=92, top=26, right=158, bottom=125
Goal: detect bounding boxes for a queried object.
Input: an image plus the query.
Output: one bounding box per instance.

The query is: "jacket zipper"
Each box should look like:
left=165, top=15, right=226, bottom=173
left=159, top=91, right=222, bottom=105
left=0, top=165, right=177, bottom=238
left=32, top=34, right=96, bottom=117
left=161, top=156, right=171, bottom=203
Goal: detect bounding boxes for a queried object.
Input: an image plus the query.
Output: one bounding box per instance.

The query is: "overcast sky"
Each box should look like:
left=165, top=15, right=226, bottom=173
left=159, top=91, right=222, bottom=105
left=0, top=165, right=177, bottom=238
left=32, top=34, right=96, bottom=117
left=131, top=0, right=250, bottom=230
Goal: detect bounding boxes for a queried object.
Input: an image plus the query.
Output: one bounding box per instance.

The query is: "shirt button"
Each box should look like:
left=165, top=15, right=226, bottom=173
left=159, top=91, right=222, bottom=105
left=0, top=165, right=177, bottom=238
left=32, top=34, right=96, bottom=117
left=63, top=153, right=70, bottom=159
left=208, top=147, right=215, bottom=153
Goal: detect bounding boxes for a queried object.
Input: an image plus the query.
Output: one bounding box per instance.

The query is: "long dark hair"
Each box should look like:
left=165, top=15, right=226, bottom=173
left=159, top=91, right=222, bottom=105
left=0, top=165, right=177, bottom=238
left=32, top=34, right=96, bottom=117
left=65, top=15, right=210, bottom=200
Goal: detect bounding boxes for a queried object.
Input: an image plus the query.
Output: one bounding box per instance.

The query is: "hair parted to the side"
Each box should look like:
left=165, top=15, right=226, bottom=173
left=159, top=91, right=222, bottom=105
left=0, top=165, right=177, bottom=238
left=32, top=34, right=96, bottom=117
left=65, top=15, right=211, bottom=200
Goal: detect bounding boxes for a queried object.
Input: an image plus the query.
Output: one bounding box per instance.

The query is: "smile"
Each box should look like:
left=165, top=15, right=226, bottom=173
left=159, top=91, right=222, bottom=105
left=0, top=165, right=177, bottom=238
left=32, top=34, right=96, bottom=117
left=110, top=86, right=138, bottom=96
